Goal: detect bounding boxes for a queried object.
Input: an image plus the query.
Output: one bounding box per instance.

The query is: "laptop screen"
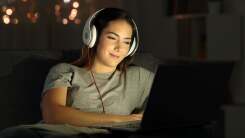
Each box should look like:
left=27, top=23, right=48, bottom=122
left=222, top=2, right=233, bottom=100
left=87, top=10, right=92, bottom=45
left=141, top=61, right=234, bottom=129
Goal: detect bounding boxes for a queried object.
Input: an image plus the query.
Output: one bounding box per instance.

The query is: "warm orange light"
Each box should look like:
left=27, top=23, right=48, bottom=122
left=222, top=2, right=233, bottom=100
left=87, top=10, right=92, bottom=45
left=62, top=18, right=68, bottom=25
left=21, top=0, right=28, bottom=2
left=63, top=0, right=71, bottom=3
left=55, top=4, right=61, bottom=11
left=34, top=12, right=39, bottom=18
left=73, top=1, right=79, bottom=8
left=69, top=15, right=75, bottom=21
left=71, top=9, right=78, bottom=15
left=6, top=8, right=13, bottom=16
left=26, top=12, right=31, bottom=19
left=31, top=13, right=39, bottom=23
left=69, top=9, right=77, bottom=20
left=3, top=15, right=10, bottom=24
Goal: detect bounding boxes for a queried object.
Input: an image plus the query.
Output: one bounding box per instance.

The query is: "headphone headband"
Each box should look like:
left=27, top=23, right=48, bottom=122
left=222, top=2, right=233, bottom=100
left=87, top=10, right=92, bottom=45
left=82, top=8, right=139, bottom=56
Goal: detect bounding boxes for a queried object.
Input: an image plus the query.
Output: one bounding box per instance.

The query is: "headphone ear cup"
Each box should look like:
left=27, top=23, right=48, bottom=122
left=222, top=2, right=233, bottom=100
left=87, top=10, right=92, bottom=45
left=82, top=21, right=91, bottom=46
left=127, top=37, right=137, bottom=56
left=83, top=9, right=104, bottom=48
left=88, top=25, right=97, bottom=48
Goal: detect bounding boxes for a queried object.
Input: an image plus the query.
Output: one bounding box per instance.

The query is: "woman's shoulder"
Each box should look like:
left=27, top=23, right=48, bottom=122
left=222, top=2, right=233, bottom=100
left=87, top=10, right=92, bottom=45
left=127, top=65, right=153, bottom=74
left=126, top=65, right=154, bottom=80
left=49, top=62, right=83, bottom=73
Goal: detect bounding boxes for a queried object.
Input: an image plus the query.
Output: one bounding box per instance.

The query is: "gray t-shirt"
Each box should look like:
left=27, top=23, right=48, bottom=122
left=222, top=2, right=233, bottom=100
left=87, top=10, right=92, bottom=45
left=43, top=63, right=154, bottom=114
left=23, top=63, right=154, bottom=135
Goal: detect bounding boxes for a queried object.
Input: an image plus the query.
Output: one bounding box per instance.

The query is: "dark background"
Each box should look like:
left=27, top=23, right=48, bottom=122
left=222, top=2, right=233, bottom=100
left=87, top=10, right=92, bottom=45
left=0, top=0, right=245, bottom=138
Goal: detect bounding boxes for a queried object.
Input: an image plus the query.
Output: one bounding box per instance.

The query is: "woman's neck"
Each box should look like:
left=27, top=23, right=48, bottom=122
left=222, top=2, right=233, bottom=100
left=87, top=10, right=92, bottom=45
left=91, top=64, right=116, bottom=74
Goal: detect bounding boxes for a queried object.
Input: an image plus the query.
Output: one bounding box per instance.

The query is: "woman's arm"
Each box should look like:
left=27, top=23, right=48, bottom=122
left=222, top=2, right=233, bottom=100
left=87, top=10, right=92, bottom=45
left=41, top=87, right=142, bottom=127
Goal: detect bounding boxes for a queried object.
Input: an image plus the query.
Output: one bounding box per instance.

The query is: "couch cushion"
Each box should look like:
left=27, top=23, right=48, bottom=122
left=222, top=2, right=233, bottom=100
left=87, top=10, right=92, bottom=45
left=0, top=52, right=61, bottom=130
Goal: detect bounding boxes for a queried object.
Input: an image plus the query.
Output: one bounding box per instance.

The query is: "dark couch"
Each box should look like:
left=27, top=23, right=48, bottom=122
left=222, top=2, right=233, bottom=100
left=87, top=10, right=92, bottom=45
left=0, top=51, right=62, bottom=130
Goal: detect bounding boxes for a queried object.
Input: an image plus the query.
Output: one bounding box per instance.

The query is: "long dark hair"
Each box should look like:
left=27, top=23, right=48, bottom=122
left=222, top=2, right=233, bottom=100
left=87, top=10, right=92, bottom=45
left=72, top=8, right=138, bottom=72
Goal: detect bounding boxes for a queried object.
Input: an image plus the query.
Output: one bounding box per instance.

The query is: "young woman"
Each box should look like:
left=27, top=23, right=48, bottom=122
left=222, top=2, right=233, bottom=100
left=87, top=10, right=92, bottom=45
left=0, top=8, right=154, bottom=137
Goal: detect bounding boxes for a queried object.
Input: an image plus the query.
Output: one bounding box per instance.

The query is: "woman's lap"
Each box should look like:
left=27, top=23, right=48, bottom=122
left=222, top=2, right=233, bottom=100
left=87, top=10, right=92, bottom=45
left=0, top=126, right=123, bottom=138
left=0, top=126, right=78, bottom=138
left=0, top=126, right=43, bottom=138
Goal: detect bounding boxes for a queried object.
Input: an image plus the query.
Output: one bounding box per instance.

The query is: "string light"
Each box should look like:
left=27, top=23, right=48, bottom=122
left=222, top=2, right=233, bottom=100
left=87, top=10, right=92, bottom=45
left=71, top=9, right=77, bottom=16
left=2, top=15, right=11, bottom=24
left=69, top=9, right=78, bottom=21
left=63, top=0, right=71, bottom=3
left=26, top=12, right=32, bottom=19
left=6, top=8, right=13, bottom=16
left=62, top=18, right=68, bottom=25
left=54, top=4, right=61, bottom=11
left=0, top=0, right=84, bottom=25
left=68, top=15, right=75, bottom=21
left=1, top=5, right=18, bottom=24
left=54, top=1, right=82, bottom=25
left=72, top=1, right=79, bottom=8
left=54, top=4, right=61, bottom=16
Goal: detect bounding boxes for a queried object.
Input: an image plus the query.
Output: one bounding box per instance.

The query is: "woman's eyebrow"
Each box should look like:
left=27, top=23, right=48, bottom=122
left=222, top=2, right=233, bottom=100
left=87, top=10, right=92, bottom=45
left=106, top=31, right=131, bottom=40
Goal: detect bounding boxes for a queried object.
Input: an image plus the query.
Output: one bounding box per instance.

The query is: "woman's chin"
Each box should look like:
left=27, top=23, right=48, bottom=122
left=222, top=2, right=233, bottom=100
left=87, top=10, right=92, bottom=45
left=105, top=61, right=120, bottom=69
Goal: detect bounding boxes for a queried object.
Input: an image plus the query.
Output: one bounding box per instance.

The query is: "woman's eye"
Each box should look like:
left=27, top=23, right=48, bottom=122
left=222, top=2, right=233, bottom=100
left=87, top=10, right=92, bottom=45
left=107, top=36, right=116, bottom=40
left=124, top=42, right=130, bottom=45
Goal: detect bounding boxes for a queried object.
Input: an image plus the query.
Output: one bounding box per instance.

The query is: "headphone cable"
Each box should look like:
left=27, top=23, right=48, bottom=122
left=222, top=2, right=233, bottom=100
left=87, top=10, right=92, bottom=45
left=90, top=71, right=106, bottom=114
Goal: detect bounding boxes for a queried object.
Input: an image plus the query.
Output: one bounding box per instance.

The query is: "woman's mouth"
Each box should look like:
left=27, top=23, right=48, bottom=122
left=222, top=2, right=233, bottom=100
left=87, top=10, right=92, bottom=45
left=109, top=53, right=120, bottom=59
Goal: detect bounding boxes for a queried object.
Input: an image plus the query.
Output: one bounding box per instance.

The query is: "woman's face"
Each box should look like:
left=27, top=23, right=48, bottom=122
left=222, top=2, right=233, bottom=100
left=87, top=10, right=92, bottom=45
left=94, top=19, right=133, bottom=72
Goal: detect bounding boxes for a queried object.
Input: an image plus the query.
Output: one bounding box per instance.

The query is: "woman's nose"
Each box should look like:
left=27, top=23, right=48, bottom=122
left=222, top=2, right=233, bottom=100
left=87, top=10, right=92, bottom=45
left=114, top=42, right=121, bottom=51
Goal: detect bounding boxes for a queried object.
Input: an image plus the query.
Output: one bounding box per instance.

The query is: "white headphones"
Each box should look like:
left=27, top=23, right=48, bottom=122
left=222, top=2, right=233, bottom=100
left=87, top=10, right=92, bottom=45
left=82, top=8, right=139, bottom=56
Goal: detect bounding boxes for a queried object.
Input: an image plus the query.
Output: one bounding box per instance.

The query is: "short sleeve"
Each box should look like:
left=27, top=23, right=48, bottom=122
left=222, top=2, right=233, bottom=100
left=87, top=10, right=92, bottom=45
left=135, top=67, right=155, bottom=113
left=42, top=63, right=74, bottom=96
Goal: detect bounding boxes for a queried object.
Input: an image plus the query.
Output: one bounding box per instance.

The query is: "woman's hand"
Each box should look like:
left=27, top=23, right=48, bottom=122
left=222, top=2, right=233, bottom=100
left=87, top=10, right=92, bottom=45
left=114, top=113, right=143, bottom=123
left=129, top=114, right=143, bottom=121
